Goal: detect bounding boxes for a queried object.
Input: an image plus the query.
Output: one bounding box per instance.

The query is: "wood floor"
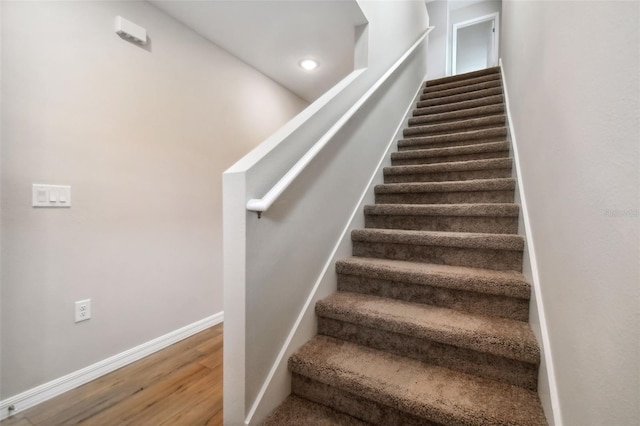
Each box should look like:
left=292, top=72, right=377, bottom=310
left=1, top=324, right=223, bottom=426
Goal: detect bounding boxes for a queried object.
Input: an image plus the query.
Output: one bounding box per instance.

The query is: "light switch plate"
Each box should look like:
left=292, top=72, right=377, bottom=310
left=32, top=184, right=71, bottom=207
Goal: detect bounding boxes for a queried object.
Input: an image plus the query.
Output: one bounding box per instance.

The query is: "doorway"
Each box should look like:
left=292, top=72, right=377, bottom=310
left=452, top=12, right=499, bottom=75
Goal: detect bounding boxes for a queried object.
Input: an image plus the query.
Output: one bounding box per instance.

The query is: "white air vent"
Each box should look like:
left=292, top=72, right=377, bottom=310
left=115, top=16, right=147, bottom=45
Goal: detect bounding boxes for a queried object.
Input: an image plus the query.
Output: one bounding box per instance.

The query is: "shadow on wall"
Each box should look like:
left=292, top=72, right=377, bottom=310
left=150, top=0, right=369, bottom=103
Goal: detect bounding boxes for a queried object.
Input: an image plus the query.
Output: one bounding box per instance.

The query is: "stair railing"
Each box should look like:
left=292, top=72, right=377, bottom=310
left=246, top=27, right=434, bottom=218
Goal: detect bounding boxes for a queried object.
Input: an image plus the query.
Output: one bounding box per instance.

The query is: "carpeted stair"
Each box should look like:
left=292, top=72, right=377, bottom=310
left=265, top=66, right=548, bottom=425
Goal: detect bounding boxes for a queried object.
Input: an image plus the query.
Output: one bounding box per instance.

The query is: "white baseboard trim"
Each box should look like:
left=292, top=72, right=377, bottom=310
left=499, top=58, right=562, bottom=425
left=0, top=311, right=224, bottom=421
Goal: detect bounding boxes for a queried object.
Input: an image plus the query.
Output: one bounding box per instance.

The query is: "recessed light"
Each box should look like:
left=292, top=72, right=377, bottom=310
left=299, top=59, right=319, bottom=71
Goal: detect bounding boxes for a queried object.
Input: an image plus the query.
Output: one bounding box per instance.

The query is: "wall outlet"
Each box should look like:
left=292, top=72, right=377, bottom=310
left=75, top=299, right=91, bottom=323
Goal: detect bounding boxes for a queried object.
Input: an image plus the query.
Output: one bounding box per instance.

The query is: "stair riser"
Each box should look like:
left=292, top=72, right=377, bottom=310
left=375, top=190, right=514, bottom=205
left=403, top=119, right=505, bottom=138
left=352, top=241, right=523, bottom=271
left=384, top=168, right=512, bottom=183
left=420, top=80, right=502, bottom=101
left=318, top=318, right=537, bottom=390
left=424, top=73, right=500, bottom=93
left=337, top=274, right=529, bottom=321
left=292, top=373, right=434, bottom=426
left=408, top=105, right=504, bottom=126
left=417, top=88, right=502, bottom=108
left=365, top=214, right=518, bottom=234
left=414, top=95, right=504, bottom=116
left=399, top=132, right=508, bottom=151
left=399, top=137, right=506, bottom=151
left=391, top=151, right=510, bottom=166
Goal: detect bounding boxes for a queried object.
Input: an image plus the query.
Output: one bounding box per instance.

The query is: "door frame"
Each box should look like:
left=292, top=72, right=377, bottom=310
left=451, top=12, right=500, bottom=75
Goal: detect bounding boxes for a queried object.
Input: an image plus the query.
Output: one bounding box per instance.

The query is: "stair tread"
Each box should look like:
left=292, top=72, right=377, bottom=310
left=414, top=95, right=504, bottom=117
left=375, top=178, right=516, bottom=193
left=290, top=335, right=547, bottom=426
left=317, top=291, right=538, bottom=362
left=365, top=202, right=518, bottom=216
left=423, top=73, right=501, bottom=93
left=336, top=256, right=530, bottom=298
left=409, top=104, right=504, bottom=126
left=404, top=115, right=505, bottom=137
left=264, top=395, right=368, bottom=426
left=385, top=158, right=512, bottom=175
left=398, top=128, right=507, bottom=150
left=351, top=228, right=524, bottom=251
left=393, top=140, right=509, bottom=160
left=418, top=88, right=503, bottom=108
left=421, top=79, right=502, bottom=100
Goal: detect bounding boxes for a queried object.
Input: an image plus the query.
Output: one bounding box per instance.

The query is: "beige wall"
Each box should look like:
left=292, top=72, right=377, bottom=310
left=501, top=1, right=639, bottom=425
left=0, top=0, right=307, bottom=398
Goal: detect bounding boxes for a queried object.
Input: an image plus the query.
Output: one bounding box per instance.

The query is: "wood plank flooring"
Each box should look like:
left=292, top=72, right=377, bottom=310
left=1, top=324, right=223, bottom=426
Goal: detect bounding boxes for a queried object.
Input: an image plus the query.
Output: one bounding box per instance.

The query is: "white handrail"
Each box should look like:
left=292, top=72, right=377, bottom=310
left=246, top=27, right=434, bottom=217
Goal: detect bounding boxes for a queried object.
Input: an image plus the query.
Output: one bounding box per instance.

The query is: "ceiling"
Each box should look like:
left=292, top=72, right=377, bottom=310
left=150, top=0, right=368, bottom=103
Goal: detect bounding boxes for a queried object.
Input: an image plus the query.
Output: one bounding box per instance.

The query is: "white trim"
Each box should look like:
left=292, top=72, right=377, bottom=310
left=499, top=58, right=563, bottom=425
left=246, top=27, right=434, bottom=215
left=222, top=171, right=247, bottom=424
left=0, top=312, right=224, bottom=421
left=445, top=1, right=451, bottom=76
left=452, top=12, right=500, bottom=75
left=243, top=80, right=425, bottom=425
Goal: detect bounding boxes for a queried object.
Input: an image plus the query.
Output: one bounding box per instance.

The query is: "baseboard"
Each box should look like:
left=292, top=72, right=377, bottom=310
left=0, top=311, right=224, bottom=420
left=498, top=58, right=563, bottom=426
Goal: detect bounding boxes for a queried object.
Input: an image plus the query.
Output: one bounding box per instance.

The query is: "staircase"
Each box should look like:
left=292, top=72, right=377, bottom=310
left=264, top=67, right=548, bottom=425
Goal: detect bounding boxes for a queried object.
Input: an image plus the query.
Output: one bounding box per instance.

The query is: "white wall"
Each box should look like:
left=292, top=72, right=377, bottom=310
left=223, top=1, right=430, bottom=423
left=501, top=1, right=639, bottom=425
left=426, top=0, right=448, bottom=80
left=0, top=0, right=307, bottom=399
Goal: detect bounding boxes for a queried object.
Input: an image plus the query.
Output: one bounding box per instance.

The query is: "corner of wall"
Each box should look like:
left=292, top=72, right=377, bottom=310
left=222, top=170, right=248, bottom=425
left=499, top=58, right=563, bottom=426
left=445, top=0, right=451, bottom=76
left=0, top=0, right=4, bottom=405
left=0, top=313, right=223, bottom=421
